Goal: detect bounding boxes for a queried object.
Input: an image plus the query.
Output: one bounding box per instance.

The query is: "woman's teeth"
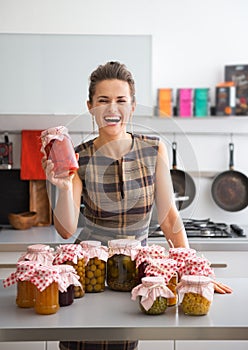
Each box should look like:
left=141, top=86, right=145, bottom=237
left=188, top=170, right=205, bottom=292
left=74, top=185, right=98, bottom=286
left=104, top=116, right=121, bottom=123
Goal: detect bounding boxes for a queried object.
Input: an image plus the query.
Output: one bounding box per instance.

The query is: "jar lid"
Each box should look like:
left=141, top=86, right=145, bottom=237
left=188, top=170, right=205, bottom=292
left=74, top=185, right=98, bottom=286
left=180, top=275, right=212, bottom=285
left=108, top=238, right=141, bottom=249
left=81, top=240, right=101, bottom=248
left=53, top=243, right=89, bottom=264
left=27, top=244, right=51, bottom=252
left=141, top=276, right=165, bottom=285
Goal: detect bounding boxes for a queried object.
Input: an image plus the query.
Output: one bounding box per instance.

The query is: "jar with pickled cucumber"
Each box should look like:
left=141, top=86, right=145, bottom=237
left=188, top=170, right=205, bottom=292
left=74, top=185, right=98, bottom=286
left=3, top=261, right=40, bottom=308
left=18, top=244, right=54, bottom=266
left=80, top=241, right=108, bottom=293
left=131, top=276, right=174, bottom=315
left=53, top=244, right=89, bottom=298
left=31, top=265, right=60, bottom=315
left=107, top=239, right=141, bottom=292
left=142, top=258, right=178, bottom=306
left=177, top=275, right=214, bottom=316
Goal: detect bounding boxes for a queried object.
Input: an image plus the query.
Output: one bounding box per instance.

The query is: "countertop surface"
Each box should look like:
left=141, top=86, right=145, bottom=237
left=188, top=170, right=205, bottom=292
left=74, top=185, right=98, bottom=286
left=0, top=278, right=247, bottom=342
left=1, top=226, right=248, bottom=251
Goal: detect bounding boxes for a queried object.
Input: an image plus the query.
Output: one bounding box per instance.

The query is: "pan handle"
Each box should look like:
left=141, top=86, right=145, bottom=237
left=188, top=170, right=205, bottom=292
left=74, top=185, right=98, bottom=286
left=229, top=142, right=234, bottom=170
left=172, top=141, right=177, bottom=169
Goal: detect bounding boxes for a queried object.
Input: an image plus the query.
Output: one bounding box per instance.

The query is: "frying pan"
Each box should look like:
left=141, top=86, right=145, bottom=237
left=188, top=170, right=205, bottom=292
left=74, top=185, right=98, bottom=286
left=170, top=142, right=196, bottom=210
left=211, top=142, right=248, bottom=212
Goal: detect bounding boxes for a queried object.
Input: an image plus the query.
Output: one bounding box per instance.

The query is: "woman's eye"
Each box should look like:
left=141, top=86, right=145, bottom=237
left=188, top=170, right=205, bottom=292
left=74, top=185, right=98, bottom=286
left=98, top=99, right=109, bottom=103
left=117, top=99, right=127, bottom=104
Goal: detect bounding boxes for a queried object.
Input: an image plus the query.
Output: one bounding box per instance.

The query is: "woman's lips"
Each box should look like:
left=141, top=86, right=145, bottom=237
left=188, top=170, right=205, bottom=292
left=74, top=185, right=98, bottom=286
left=104, top=116, right=121, bottom=124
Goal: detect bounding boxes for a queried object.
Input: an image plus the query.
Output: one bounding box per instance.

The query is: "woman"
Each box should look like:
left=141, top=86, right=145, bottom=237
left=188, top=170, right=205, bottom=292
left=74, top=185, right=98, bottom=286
left=43, top=61, right=231, bottom=350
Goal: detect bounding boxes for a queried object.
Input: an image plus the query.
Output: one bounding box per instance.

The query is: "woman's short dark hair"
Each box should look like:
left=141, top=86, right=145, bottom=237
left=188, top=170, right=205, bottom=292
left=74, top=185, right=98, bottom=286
left=88, top=61, right=135, bottom=103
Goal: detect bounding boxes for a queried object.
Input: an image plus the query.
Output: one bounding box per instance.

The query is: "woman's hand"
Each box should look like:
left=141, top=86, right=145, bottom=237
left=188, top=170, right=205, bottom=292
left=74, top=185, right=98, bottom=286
left=213, top=280, right=233, bottom=294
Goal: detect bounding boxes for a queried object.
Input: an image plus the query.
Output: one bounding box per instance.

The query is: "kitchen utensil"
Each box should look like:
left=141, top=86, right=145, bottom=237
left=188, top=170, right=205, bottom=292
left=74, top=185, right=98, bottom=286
left=8, top=211, right=37, bottom=230
left=211, top=143, right=248, bottom=212
left=170, top=142, right=196, bottom=210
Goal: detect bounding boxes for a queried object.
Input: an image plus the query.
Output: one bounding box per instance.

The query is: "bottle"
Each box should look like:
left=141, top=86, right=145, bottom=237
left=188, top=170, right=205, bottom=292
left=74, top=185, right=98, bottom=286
left=131, top=276, right=174, bottom=315
left=80, top=241, right=108, bottom=293
left=53, top=244, right=89, bottom=298
left=107, top=239, right=141, bottom=292
left=41, top=126, right=79, bottom=178
left=3, top=261, right=40, bottom=308
left=177, top=275, right=214, bottom=316
left=18, top=244, right=54, bottom=266
left=31, top=265, right=60, bottom=315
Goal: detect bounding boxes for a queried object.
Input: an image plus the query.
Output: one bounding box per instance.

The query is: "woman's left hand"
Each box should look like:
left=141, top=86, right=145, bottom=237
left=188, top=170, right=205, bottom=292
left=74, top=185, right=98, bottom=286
left=213, top=281, right=233, bottom=294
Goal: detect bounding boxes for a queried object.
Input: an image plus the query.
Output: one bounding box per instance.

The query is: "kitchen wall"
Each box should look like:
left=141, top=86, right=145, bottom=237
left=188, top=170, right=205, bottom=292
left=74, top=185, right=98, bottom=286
left=1, top=0, right=248, bottom=224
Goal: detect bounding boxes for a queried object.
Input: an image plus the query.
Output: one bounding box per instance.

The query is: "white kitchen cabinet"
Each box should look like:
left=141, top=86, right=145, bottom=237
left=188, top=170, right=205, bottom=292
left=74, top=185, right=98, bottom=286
left=176, top=340, right=248, bottom=350
left=0, top=342, right=45, bottom=350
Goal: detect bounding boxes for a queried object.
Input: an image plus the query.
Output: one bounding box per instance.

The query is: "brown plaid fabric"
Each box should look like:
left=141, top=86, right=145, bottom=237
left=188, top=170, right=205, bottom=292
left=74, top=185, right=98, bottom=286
left=59, top=340, right=138, bottom=350
left=76, top=133, right=159, bottom=245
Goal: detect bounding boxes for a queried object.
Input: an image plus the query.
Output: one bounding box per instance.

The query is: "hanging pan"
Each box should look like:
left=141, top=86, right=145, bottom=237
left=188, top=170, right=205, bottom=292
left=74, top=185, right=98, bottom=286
left=211, top=142, right=248, bottom=212
left=170, top=141, right=196, bottom=210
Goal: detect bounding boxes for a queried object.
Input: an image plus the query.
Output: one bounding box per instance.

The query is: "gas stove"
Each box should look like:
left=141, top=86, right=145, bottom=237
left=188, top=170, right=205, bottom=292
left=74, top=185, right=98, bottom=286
left=148, top=218, right=247, bottom=239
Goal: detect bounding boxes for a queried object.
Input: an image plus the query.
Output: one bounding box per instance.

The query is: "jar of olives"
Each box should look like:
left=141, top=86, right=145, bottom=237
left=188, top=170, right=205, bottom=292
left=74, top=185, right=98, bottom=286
left=107, top=239, right=141, bottom=292
left=80, top=241, right=108, bottom=293
left=53, top=244, right=89, bottom=298
left=131, top=276, right=174, bottom=315
left=177, top=275, right=214, bottom=316
left=18, top=244, right=54, bottom=266
left=3, top=261, right=40, bottom=308
left=31, top=265, right=60, bottom=315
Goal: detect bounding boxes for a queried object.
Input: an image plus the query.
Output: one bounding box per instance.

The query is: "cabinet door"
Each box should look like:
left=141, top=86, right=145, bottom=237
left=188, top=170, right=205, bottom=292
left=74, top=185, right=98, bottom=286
left=0, top=342, right=45, bottom=350
left=176, top=340, right=248, bottom=350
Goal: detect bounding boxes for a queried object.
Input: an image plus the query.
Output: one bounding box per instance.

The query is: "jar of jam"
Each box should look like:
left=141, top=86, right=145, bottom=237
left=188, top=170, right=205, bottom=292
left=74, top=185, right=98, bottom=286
left=168, top=247, right=196, bottom=278
left=107, top=239, right=141, bottom=292
left=41, top=126, right=79, bottom=178
left=136, top=244, right=167, bottom=283
left=144, top=258, right=178, bottom=306
left=56, top=264, right=81, bottom=306
left=53, top=244, right=89, bottom=298
left=18, top=244, right=54, bottom=266
left=80, top=241, right=108, bottom=293
left=131, top=276, right=174, bottom=315
left=31, top=265, right=60, bottom=315
left=177, top=275, right=214, bottom=316
left=3, top=261, right=40, bottom=308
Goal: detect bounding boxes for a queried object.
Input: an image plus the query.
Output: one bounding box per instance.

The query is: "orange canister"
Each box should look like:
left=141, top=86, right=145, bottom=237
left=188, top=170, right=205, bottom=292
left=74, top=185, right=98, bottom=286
left=31, top=265, right=60, bottom=315
left=18, top=244, right=54, bottom=266
left=53, top=244, right=89, bottom=298
left=80, top=241, right=108, bottom=293
left=3, top=261, right=40, bottom=308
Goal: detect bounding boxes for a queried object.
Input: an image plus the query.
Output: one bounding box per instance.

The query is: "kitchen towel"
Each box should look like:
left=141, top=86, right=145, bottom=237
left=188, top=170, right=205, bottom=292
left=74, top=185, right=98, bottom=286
left=21, top=130, right=46, bottom=180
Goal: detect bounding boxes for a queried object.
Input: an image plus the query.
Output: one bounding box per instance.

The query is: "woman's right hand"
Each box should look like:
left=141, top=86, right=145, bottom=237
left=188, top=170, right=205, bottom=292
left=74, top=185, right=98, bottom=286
left=41, top=156, right=75, bottom=191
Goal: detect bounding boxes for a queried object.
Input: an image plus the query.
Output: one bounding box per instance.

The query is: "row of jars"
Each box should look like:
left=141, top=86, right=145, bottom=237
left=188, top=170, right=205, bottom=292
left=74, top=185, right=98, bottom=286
left=3, top=238, right=215, bottom=317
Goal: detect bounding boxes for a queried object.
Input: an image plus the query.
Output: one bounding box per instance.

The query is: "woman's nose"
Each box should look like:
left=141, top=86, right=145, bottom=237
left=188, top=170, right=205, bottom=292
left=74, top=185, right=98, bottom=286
left=108, top=101, right=118, bottom=113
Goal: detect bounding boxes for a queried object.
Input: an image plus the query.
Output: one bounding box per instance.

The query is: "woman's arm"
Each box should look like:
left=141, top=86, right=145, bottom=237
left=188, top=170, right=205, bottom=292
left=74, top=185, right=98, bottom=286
left=155, top=141, right=189, bottom=248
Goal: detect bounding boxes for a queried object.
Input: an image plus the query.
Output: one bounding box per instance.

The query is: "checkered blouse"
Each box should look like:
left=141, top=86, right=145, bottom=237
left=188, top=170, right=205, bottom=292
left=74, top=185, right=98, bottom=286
left=75, top=133, right=159, bottom=245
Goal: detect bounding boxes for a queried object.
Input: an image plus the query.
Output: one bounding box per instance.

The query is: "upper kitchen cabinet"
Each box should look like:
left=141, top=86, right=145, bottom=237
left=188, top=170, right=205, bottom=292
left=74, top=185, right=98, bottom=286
left=0, top=34, right=152, bottom=115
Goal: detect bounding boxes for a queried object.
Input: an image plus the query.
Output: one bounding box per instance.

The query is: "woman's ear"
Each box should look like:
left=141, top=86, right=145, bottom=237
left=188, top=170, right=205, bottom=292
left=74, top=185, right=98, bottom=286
left=87, top=100, right=92, bottom=113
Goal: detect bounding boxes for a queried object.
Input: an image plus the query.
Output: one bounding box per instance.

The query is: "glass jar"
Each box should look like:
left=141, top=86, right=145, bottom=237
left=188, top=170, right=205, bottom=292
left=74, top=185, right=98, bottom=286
left=18, top=244, right=54, bottom=266
left=167, top=273, right=178, bottom=306
left=131, top=276, right=174, bottom=315
left=41, top=126, right=79, bottom=178
left=80, top=241, right=108, bottom=293
left=31, top=266, right=60, bottom=315
left=107, top=239, right=141, bottom=292
left=3, top=261, right=39, bottom=308
left=53, top=244, right=89, bottom=298
left=177, top=275, right=214, bottom=316
left=56, top=264, right=81, bottom=306
left=59, top=284, right=74, bottom=307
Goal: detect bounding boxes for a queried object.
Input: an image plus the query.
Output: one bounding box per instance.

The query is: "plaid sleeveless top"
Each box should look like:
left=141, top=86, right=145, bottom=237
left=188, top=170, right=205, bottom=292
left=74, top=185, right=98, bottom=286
left=75, top=133, right=159, bottom=245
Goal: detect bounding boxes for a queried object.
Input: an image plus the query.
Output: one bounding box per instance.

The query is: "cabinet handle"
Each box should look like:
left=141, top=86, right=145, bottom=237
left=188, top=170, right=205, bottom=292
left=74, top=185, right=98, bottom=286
left=210, top=263, right=227, bottom=268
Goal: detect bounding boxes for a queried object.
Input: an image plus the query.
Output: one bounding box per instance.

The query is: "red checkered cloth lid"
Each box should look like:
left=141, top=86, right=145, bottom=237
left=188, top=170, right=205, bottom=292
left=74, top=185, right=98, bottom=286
left=3, top=261, right=41, bottom=287
left=136, top=244, right=168, bottom=268
left=144, top=258, right=178, bottom=284
left=168, top=247, right=197, bottom=276
left=53, top=244, right=90, bottom=265
left=30, top=265, right=62, bottom=292
left=55, top=265, right=82, bottom=292
left=181, top=256, right=215, bottom=278
left=18, top=244, right=54, bottom=266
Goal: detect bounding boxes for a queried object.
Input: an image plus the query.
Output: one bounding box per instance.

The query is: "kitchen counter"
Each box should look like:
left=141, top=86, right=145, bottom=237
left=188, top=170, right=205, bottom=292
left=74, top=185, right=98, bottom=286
left=1, top=226, right=248, bottom=252
left=0, top=278, right=247, bottom=342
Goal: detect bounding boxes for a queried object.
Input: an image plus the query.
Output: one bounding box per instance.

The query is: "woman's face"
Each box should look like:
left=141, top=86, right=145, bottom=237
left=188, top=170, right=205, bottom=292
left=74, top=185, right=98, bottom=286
left=87, top=79, right=135, bottom=137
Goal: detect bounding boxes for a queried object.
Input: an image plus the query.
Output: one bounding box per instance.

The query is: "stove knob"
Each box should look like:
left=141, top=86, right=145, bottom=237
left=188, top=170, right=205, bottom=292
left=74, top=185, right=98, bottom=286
left=230, top=224, right=246, bottom=237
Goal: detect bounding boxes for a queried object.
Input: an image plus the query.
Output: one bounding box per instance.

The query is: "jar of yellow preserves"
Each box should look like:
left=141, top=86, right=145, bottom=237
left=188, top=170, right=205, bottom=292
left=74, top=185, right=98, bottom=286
left=177, top=275, right=214, bottom=316
left=107, top=239, right=141, bottom=292
left=131, top=276, right=174, bottom=315
left=3, top=261, right=40, bottom=308
left=53, top=244, right=89, bottom=298
left=18, top=244, right=54, bottom=266
left=80, top=241, right=108, bottom=293
left=31, top=265, right=60, bottom=315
